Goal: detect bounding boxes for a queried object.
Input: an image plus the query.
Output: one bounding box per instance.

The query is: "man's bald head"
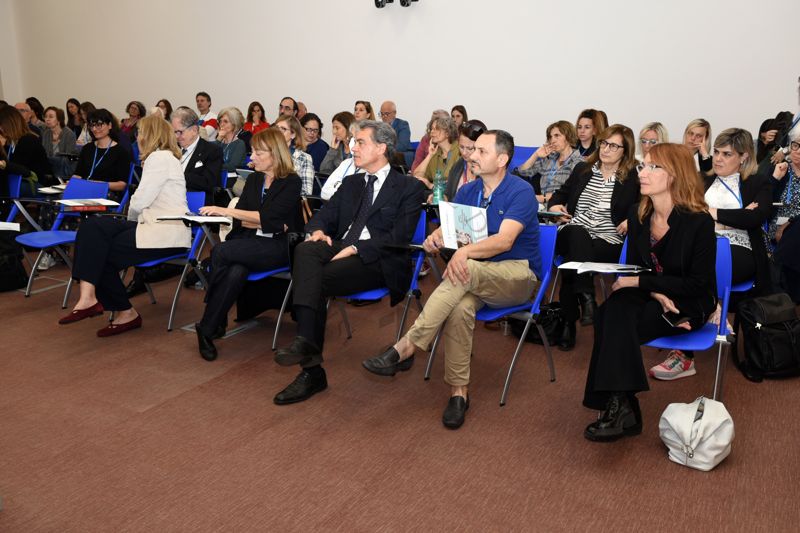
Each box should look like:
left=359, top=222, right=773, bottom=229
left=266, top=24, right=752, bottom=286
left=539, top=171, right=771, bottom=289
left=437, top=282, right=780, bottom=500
left=380, top=101, right=396, bottom=124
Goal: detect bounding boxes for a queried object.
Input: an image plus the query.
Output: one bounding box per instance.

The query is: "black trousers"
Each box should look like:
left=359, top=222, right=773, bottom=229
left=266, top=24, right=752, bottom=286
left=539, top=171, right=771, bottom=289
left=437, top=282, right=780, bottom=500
left=291, top=240, right=385, bottom=365
left=555, top=225, right=622, bottom=322
left=583, top=287, right=693, bottom=410
left=197, top=234, right=289, bottom=337
left=72, top=218, right=186, bottom=311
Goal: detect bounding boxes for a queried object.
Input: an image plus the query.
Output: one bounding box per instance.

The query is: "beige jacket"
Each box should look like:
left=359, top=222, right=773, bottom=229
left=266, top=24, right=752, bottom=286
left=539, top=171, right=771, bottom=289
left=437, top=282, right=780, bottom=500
left=128, top=150, right=191, bottom=249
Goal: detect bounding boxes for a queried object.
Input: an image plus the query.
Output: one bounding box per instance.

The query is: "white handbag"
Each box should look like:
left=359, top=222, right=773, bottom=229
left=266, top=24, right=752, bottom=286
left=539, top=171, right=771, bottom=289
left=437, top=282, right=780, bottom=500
left=658, top=396, right=734, bottom=471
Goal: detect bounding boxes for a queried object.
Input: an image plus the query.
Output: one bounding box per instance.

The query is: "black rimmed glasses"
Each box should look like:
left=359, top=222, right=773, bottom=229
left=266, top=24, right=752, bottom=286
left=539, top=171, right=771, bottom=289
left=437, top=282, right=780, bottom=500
left=790, top=141, right=800, bottom=152
left=599, top=140, right=624, bottom=152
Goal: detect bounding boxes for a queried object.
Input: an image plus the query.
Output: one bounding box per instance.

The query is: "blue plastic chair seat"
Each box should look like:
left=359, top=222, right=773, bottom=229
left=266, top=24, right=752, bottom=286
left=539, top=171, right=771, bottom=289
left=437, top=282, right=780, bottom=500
left=476, top=303, right=531, bottom=322
left=16, top=230, right=77, bottom=248
left=731, top=280, right=754, bottom=292
left=646, top=323, right=719, bottom=352
left=248, top=266, right=290, bottom=282
left=348, top=287, right=390, bottom=300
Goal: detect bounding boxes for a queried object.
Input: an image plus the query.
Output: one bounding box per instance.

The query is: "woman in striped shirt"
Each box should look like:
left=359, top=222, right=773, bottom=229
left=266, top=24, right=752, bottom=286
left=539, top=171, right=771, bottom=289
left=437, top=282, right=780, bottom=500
left=548, top=125, right=641, bottom=350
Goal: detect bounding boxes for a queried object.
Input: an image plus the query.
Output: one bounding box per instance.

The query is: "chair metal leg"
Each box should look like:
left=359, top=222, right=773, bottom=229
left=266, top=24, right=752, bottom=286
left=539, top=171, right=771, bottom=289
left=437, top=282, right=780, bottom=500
left=599, top=275, right=607, bottom=300
left=537, top=323, right=557, bottom=382
left=395, top=292, right=414, bottom=343
left=144, top=282, right=157, bottom=305
left=167, top=264, right=191, bottom=331
left=549, top=269, right=560, bottom=303
left=24, top=250, right=45, bottom=296
left=500, top=322, right=532, bottom=406
left=335, top=298, right=352, bottom=339
left=272, top=279, right=293, bottom=350
left=62, top=277, right=73, bottom=309
left=712, top=342, right=729, bottom=401
left=427, top=256, right=443, bottom=282
left=424, top=326, right=444, bottom=380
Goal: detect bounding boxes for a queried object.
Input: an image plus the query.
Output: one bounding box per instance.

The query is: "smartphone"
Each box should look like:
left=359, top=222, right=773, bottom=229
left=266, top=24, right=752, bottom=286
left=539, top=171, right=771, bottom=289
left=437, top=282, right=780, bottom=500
left=662, top=312, right=690, bottom=328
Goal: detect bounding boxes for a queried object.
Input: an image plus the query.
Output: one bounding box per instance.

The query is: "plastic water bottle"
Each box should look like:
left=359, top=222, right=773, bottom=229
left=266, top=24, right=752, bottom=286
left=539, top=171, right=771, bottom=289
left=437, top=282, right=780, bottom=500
left=432, top=170, right=445, bottom=205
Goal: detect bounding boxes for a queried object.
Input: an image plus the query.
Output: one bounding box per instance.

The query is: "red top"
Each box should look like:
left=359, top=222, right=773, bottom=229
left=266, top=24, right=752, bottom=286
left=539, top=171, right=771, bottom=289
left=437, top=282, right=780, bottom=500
left=244, top=121, right=270, bottom=134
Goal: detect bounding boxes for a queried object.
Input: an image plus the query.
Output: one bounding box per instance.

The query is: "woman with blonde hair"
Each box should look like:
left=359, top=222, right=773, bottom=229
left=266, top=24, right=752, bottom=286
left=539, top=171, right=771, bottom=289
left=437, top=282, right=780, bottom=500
left=273, top=114, right=315, bottom=195
left=683, top=118, right=712, bottom=172
left=582, top=143, right=717, bottom=442
left=638, top=122, right=668, bottom=160
left=59, top=114, right=190, bottom=337
left=194, top=128, right=302, bottom=361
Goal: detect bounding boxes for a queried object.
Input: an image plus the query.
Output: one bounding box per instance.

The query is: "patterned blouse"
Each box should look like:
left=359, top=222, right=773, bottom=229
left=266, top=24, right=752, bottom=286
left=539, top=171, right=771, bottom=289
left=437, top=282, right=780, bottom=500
left=769, top=164, right=800, bottom=241
left=566, top=163, right=623, bottom=244
left=291, top=148, right=315, bottom=196
left=705, top=173, right=751, bottom=250
left=516, top=149, right=584, bottom=196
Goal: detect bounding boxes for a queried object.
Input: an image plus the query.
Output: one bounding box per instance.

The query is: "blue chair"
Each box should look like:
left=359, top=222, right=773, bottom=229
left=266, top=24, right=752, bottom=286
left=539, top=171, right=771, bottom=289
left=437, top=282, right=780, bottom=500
left=113, top=163, right=139, bottom=215
left=644, top=236, right=733, bottom=401
left=333, top=210, right=428, bottom=342
left=423, top=224, right=559, bottom=406
left=549, top=235, right=629, bottom=303
left=509, top=145, right=538, bottom=171
left=131, top=191, right=209, bottom=330
left=15, top=178, right=110, bottom=303
left=4, top=174, right=23, bottom=223
left=246, top=266, right=293, bottom=350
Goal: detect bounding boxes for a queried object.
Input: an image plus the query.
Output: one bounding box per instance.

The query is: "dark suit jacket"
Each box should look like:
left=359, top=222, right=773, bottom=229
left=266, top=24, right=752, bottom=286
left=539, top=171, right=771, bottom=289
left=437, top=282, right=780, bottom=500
left=228, top=172, right=302, bottom=240
left=184, top=138, right=223, bottom=206
left=306, top=168, right=426, bottom=305
left=4, top=134, right=54, bottom=185
left=548, top=162, right=640, bottom=226
left=704, top=173, right=773, bottom=294
left=627, top=207, right=718, bottom=327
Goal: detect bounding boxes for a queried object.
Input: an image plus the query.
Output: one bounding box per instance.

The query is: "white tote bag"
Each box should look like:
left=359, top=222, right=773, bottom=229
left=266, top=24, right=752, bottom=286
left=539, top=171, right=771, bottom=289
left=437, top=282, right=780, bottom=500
left=658, top=396, right=734, bottom=471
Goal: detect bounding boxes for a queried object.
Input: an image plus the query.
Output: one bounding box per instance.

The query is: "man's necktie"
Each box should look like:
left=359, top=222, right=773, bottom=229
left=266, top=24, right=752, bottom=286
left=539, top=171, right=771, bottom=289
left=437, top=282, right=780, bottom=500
left=342, top=174, right=378, bottom=247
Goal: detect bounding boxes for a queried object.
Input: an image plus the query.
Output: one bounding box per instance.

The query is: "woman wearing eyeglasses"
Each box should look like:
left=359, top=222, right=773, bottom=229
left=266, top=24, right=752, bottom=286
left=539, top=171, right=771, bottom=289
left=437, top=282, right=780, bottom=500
left=547, top=125, right=640, bottom=350
left=272, top=115, right=314, bottom=195
left=582, top=143, right=716, bottom=442
left=300, top=113, right=328, bottom=172
left=320, top=111, right=355, bottom=176
left=649, top=128, right=772, bottom=380
left=637, top=122, right=668, bottom=161
left=73, top=108, right=132, bottom=194
left=214, top=107, right=248, bottom=173
left=444, top=120, right=487, bottom=201
left=514, top=120, right=584, bottom=206
left=769, top=135, right=800, bottom=302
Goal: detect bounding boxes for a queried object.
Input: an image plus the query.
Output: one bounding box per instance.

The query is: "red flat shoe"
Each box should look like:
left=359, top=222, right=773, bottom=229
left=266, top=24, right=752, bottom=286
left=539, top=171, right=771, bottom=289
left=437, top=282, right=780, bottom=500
left=59, top=302, right=104, bottom=324
left=96, top=315, right=142, bottom=337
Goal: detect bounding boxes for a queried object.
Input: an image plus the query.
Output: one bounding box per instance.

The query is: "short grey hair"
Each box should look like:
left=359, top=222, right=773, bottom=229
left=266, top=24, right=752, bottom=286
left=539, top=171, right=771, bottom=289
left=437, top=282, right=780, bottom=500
left=218, top=106, right=244, bottom=131
left=172, top=106, right=199, bottom=129
left=359, top=119, right=397, bottom=162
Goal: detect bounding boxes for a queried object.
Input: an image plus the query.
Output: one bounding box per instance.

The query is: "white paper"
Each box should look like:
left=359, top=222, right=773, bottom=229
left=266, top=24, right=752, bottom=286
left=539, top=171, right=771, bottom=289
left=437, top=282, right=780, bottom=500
left=558, top=261, right=649, bottom=274
left=439, top=201, right=488, bottom=249
left=56, top=198, right=120, bottom=206
left=37, top=187, right=64, bottom=194
left=776, top=216, right=789, bottom=225
left=157, top=215, right=231, bottom=225
left=0, top=222, right=21, bottom=231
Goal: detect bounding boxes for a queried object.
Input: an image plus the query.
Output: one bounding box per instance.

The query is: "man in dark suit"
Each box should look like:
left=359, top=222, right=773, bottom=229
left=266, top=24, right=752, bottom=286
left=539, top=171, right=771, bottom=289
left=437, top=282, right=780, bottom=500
left=273, top=120, right=426, bottom=405
left=171, top=106, right=223, bottom=206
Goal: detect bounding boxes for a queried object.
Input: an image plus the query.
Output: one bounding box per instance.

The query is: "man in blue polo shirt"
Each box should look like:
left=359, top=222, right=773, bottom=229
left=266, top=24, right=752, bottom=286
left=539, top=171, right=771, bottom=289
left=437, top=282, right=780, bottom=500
left=362, top=129, right=542, bottom=429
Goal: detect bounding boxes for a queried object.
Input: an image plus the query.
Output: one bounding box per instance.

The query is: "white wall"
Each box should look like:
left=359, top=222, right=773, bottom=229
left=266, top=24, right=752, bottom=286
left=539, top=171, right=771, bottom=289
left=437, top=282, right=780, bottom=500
left=0, top=0, right=24, bottom=101
left=6, top=0, right=799, bottom=146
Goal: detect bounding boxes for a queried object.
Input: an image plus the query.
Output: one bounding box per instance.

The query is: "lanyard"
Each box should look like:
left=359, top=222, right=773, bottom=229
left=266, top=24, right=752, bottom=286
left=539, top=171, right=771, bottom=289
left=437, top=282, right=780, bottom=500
left=785, top=165, right=796, bottom=204
left=543, top=156, right=558, bottom=192
left=89, top=144, right=111, bottom=178
left=476, top=183, right=493, bottom=208
left=7, top=143, right=15, bottom=160
left=716, top=176, right=743, bottom=208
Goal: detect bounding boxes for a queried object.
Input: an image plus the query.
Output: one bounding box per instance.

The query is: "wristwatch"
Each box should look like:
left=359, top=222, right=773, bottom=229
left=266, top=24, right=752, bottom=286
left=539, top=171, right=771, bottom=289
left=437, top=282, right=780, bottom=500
left=351, top=244, right=358, bottom=254
left=781, top=146, right=790, bottom=156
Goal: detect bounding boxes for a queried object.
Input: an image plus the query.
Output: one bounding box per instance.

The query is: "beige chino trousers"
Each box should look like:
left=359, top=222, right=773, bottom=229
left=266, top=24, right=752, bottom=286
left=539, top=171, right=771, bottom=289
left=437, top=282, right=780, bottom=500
left=406, top=258, right=538, bottom=386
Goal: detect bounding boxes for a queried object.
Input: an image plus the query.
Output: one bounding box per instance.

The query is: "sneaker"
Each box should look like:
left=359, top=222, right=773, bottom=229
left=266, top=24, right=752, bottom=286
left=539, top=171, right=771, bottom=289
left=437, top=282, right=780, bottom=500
left=418, top=262, right=431, bottom=278
left=37, top=253, right=57, bottom=271
left=649, top=350, right=696, bottom=380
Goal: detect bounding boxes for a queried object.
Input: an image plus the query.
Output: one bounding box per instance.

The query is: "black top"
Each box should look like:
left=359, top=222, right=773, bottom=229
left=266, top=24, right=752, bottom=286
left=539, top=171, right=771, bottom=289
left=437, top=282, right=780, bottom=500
left=548, top=162, right=641, bottom=226
left=74, top=142, right=132, bottom=183
left=576, top=141, right=596, bottom=158
left=3, top=134, right=54, bottom=185
left=229, top=172, right=302, bottom=240
left=184, top=138, right=223, bottom=206
left=627, top=207, right=718, bottom=327
left=704, top=173, right=773, bottom=294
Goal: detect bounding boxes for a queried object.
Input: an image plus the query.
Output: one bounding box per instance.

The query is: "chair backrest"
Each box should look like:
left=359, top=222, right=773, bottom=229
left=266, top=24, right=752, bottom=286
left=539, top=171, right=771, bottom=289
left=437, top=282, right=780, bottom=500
left=114, top=163, right=137, bottom=214
left=412, top=209, right=426, bottom=245
left=187, top=191, right=205, bottom=213
left=5, top=174, right=22, bottom=223
left=619, top=236, right=629, bottom=263
left=61, top=178, right=109, bottom=200
left=715, top=236, right=732, bottom=336
left=407, top=210, right=428, bottom=292
left=509, top=146, right=538, bottom=171
left=531, top=224, right=558, bottom=314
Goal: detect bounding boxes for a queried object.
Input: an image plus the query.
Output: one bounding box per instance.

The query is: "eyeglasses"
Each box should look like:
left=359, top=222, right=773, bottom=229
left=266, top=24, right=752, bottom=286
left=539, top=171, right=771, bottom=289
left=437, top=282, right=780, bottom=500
left=790, top=141, right=800, bottom=152
left=89, top=121, right=108, bottom=129
left=380, top=111, right=394, bottom=117
left=599, top=140, right=624, bottom=152
left=304, top=127, right=320, bottom=134
left=636, top=163, right=663, bottom=173
left=640, top=139, right=658, bottom=145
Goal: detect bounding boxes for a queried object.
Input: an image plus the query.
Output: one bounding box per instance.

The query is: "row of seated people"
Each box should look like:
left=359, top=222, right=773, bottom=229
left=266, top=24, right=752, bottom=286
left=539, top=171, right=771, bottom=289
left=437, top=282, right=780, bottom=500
left=42, top=110, right=800, bottom=440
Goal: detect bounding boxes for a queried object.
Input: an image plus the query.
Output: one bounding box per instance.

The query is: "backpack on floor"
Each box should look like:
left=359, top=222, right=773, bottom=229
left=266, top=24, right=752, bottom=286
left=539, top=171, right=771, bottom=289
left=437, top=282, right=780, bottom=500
left=0, top=229, right=28, bottom=292
left=732, top=293, right=800, bottom=382
left=508, top=302, right=563, bottom=346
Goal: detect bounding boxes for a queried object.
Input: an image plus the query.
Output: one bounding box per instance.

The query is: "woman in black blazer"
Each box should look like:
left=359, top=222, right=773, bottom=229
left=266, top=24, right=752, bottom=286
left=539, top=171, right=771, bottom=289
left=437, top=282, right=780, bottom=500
left=547, top=124, right=640, bottom=350
left=194, top=128, right=302, bottom=361
left=0, top=105, right=54, bottom=196
left=649, top=128, right=773, bottom=381
left=583, top=143, right=717, bottom=442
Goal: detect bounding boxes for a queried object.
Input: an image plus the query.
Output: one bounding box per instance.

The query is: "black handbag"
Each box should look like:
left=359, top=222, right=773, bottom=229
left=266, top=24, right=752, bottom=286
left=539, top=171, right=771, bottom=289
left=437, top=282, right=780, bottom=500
left=508, top=302, right=564, bottom=346
left=0, top=229, right=27, bottom=292
left=732, top=293, right=800, bottom=382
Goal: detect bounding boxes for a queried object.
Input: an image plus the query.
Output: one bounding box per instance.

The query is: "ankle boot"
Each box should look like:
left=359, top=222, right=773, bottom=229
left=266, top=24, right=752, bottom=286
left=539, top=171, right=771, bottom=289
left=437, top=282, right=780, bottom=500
left=584, top=393, right=642, bottom=442
left=577, top=292, right=597, bottom=326
left=557, top=321, right=576, bottom=351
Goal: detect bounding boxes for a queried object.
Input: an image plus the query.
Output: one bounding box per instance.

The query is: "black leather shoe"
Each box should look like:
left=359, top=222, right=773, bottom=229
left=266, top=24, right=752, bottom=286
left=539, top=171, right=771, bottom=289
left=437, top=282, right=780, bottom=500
left=195, top=324, right=218, bottom=362
left=578, top=292, right=596, bottom=326
left=442, top=395, right=469, bottom=429
left=584, top=394, right=642, bottom=442
left=557, top=321, right=576, bottom=351
left=125, top=273, right=147, bottom=298
left=362, top=347, right=415, bottom=376
left=210, top=324, right=226, bottom=340
left=274, top=336, right=321, bottom=366
left=273, top=369, right=328, bottom=405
